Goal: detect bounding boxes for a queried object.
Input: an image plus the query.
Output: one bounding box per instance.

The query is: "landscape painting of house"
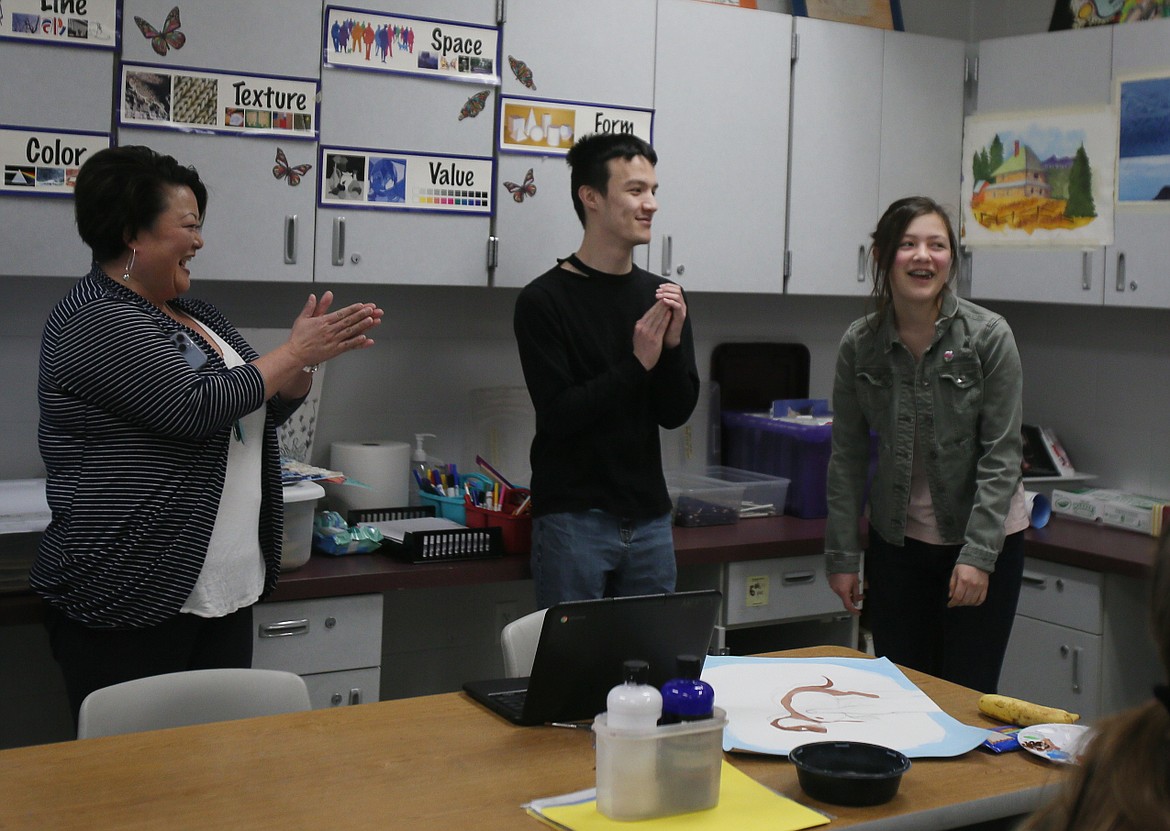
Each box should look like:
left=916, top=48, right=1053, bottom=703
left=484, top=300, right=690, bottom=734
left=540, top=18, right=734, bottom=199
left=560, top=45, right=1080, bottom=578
left=961, top=107, right=1116, bottom=246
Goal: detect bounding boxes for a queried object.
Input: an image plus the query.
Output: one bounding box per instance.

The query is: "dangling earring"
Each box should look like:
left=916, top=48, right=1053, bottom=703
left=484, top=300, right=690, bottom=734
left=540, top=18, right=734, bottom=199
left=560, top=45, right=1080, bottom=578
left=122, top=249, right=136, bottom=282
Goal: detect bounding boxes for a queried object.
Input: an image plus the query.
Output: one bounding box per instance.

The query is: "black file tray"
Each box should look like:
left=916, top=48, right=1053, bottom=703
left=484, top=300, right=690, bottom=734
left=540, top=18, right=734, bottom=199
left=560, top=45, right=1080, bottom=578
left=346, top=505, right=504, bottom=563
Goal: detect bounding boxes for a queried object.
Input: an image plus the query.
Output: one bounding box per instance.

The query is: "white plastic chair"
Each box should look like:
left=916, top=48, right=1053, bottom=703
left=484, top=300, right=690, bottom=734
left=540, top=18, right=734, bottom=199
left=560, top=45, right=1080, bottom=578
left=77, top=668, right=311, bottom=739
left=500, top=608, right=547, bottom=677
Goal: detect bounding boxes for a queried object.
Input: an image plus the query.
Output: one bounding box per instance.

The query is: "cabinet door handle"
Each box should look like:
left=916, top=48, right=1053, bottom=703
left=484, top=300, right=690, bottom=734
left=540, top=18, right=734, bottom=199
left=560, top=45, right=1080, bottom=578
left=661, top=235, right=673, bottom=277
left=1115, top=251, right=1127, bottom=293
left=258, top=619, right=310, bottom=638
left=1021, top=573, right=1047, bottom=588
left=284, top=215, right=297, bottom=264
left=331, top=216, right=346, bottom=266
left=1082, top=250, right=1093, bottom=291
left=782, top=571, right=816, bottom=586
left=349, top=688, right=362, bottom=705
left=856, top=245, right=866, bottom=282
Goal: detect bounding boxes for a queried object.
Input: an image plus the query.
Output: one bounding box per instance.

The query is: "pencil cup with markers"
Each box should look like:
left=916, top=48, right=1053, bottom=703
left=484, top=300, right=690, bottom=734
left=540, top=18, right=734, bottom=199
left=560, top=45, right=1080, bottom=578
left=417, top=471, right=493, bottom=525
left=464, top=485, right=532, bottom=555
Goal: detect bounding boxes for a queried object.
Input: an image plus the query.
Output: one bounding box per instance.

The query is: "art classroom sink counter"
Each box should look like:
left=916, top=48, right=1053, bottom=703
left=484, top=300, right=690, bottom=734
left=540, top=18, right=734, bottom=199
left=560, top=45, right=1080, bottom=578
left=0, top=516, right=1157, bottom=620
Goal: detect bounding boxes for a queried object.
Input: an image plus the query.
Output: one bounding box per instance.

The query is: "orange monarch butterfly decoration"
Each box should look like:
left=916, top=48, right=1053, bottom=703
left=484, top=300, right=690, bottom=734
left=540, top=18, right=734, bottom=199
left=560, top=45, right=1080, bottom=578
left=507, top=55, right=536, bottom=90
left=272, top=147, right=312, bottom=186
left=134, top=6, right=185, bottom=57
left=503, top=168, right=536, bottom=203
left=459, top=90, right=491, bottom=121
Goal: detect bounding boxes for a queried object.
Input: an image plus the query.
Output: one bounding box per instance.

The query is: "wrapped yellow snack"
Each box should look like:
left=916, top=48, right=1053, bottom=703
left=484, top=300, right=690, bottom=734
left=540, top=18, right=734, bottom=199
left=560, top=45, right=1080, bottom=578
left=978, top=693, right=1079, bottom=726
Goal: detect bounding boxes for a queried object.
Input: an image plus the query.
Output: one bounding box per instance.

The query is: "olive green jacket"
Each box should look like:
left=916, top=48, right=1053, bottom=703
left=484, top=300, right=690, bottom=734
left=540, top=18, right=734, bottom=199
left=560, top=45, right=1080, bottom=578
left=824, top=291, right=1023, bottom=574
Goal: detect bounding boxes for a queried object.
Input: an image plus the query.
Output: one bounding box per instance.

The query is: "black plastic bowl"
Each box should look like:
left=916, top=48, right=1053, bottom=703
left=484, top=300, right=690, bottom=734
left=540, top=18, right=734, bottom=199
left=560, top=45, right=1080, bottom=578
left=789, top=741, right=911, bottom=807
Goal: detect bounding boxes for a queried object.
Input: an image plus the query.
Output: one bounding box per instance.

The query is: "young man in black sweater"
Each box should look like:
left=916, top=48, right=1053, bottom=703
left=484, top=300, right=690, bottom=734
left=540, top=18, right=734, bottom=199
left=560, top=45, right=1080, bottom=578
left=513, top=132, right=700, bottom=609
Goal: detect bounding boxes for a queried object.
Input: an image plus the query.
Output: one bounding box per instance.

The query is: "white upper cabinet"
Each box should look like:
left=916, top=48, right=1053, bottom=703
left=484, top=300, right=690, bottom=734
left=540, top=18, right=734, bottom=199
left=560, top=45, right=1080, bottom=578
left=492, top=0, right=657, bottom=288
left=314, top=0, right=498, bottom=285
left=787, top=18, right=883, bottom=296
left=967, top=25, right=1113, bottom=305
left=646, top=0, right=792, bottom=294
left=1104, top=17, right=1170, bottom=309
left=786, top=20, right=964, bottom=296
left=0, top=38, right=113, bottom=278
left=118, top=0, right=324, bottom=283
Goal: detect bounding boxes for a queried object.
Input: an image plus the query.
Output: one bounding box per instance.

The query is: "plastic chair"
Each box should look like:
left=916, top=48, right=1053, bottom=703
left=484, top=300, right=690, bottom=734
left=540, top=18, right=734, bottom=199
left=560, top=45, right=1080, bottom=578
left=77, top=668, right=312, bottom=739
left=500, top=608, right=547, bottom=677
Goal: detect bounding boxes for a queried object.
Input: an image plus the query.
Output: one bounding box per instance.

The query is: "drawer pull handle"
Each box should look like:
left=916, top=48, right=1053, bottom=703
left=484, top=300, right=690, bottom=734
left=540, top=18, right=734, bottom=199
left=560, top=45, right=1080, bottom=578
left=259, top=619, right=310, bottom=638
left=1021, top=574, right=1047, bottom=588
left=349, top=688, right=362, bottom=705
left=782, top=571, right=816, bottom=586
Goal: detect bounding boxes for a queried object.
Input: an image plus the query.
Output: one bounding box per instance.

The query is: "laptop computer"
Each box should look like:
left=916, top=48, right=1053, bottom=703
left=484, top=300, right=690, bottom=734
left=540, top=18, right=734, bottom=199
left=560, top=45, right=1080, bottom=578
left=463, top=589, right=722, bottom=726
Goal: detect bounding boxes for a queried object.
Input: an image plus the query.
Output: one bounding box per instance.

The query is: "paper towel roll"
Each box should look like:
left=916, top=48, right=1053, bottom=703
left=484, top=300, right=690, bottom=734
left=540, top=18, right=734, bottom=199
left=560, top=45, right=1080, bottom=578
left=326, top=440, right=411, bottom=513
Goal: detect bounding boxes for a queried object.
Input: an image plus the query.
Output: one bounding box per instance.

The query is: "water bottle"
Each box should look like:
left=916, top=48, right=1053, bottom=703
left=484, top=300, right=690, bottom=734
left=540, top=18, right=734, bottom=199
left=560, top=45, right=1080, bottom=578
left=659, top=654, right=715, bottom=724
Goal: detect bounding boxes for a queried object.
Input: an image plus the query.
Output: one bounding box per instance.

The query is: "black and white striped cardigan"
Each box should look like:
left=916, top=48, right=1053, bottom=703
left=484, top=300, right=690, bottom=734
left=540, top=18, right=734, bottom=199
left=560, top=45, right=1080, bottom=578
left=31, top=265, right=302, bottom=629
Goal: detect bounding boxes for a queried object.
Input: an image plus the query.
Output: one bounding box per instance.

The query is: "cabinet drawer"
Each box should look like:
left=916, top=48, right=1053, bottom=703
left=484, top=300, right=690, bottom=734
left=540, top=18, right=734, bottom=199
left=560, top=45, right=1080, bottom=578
left=1000, top=614, right=1102, bottom=721
left=253, top=594, right=382, bottom=675
left=1017, top=558, right=1102, bottom=634
left=723, top=555, right=840, bottom=626
left=303, top=667, right=381, bottom=710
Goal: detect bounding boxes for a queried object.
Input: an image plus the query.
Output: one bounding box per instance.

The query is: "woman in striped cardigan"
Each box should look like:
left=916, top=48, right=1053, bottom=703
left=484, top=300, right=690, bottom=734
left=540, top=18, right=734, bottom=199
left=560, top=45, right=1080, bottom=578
left=31, top=145, right=384, bottom=724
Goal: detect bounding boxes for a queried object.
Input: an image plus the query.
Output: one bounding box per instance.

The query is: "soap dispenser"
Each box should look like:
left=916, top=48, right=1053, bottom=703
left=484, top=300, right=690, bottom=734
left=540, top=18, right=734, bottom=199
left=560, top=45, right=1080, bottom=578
left=410, top=433, right=436, bottom=506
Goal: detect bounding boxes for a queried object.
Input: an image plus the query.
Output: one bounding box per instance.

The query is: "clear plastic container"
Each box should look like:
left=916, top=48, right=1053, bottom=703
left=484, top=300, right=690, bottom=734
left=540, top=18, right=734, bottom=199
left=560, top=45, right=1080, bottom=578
left=593, top=707, right=728, bottom=821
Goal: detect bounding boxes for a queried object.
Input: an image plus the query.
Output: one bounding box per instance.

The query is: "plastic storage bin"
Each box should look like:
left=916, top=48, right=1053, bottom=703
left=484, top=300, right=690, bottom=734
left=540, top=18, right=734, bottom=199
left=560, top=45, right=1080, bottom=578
left=703, top=466, right=790, bottom=518
left=664, top=471, right=745, bottom=527
left=463, top=487, right=532, bottom=554
left=417, top=472, right=494, bottom=525
left=721, top=411, right=835, bottom=518
left=281, top=480, right=325, bottom=570
left=593, top=707, right=728, bottom=821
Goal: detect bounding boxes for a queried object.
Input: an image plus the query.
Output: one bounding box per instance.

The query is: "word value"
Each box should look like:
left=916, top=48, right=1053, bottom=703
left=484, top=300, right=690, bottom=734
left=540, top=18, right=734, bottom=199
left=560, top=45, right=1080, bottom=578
left=428, top=161, right=475, bottom=187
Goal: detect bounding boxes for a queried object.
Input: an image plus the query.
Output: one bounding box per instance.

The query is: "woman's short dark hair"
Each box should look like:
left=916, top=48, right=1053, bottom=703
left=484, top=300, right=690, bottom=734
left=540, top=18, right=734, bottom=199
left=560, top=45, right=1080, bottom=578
left=565, top=132, right=657, bottom=228
left=74, top=145, right=208, bottom=263
left=867, top=196, right=959, bottom=325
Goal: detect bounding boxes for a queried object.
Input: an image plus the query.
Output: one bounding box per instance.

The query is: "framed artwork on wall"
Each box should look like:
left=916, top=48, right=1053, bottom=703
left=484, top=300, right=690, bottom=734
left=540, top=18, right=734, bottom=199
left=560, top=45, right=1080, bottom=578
left=791, top=0, right=903, bottom=31
left=1050, top=1, right=1170, bottom=31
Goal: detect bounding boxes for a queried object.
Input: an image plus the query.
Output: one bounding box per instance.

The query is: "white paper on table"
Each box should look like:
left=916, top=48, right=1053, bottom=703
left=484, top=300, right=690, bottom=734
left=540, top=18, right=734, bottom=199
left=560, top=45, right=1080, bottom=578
left=702, top=655, right=993, bottom=758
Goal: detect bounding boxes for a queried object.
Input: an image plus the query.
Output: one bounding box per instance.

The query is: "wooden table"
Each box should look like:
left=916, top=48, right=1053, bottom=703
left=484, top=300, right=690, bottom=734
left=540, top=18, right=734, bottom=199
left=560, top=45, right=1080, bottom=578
left=0, top=647, right=1067, bottom=831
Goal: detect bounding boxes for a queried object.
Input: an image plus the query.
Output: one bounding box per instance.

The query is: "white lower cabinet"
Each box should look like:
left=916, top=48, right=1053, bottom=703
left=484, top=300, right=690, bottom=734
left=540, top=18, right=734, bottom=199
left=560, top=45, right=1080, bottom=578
left=716, top=555, right=857, bottom=653
left=252, top=593, right=382, bottom=709
left=999, top=558, right=1157, bottom=722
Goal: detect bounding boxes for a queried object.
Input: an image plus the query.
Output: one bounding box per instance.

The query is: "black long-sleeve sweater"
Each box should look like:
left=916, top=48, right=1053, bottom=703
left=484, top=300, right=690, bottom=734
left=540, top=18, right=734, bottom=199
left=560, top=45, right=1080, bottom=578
left=513, top=261, right=699, bottom=520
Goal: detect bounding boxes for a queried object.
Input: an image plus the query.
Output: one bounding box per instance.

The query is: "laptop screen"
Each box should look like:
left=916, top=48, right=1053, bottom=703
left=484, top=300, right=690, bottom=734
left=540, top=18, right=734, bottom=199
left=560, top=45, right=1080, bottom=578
left=465, top=589, right=722, bottom=725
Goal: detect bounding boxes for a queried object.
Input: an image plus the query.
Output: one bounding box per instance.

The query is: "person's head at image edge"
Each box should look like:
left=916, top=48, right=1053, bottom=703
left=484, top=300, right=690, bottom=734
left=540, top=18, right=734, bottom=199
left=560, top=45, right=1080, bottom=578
left=566, top=132, right=658, bottom=259
left=75, top=144, right=208, bottom=303
left=866, top=195, right=960, bottom=328
left=1023, top=532, right=1170, bottom=831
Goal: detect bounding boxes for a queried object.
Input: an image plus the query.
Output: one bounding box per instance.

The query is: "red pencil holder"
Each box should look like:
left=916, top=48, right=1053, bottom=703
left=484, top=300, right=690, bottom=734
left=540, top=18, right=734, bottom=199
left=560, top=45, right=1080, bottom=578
left=463, top=489, right=532, bottom=555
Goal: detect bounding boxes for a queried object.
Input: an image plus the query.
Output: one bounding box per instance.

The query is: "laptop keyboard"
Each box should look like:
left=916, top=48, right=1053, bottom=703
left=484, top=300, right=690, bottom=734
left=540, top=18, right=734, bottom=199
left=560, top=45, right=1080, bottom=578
left=488, top=688, right=528, bottom=715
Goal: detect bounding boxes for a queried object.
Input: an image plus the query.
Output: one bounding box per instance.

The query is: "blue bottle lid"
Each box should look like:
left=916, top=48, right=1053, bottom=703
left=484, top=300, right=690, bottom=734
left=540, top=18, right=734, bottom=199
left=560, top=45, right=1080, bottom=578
left=661, top=654, right=715, bottom=721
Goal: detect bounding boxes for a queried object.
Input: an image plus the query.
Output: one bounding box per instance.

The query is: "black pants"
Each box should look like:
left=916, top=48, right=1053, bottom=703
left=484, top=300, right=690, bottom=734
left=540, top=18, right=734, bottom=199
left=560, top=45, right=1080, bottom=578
left=864, top=529, right=1024, bottom=693
left=46, top=605, right=255, bottom=728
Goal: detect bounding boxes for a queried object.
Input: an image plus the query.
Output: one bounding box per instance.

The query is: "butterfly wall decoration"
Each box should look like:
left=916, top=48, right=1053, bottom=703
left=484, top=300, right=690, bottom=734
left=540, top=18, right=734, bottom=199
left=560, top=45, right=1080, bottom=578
left=508, top=55, right=537, bottom=90
left=272, top=147, right=312, bottom=187
left=503, top=168, right=536, bottom=203
left=134, top=6, right=185, bottom=57
left=459, top=90, right=491, bottom=121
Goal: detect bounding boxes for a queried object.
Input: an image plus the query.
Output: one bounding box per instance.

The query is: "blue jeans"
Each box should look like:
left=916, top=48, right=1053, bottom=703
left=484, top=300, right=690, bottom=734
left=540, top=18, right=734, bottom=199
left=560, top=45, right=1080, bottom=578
left=530, top=510, right=677, bottom=609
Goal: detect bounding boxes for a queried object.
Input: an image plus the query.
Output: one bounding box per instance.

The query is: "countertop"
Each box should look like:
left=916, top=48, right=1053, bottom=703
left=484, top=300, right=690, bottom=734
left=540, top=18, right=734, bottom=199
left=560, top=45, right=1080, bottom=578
left=1, top=515, right=1157, bottom=624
